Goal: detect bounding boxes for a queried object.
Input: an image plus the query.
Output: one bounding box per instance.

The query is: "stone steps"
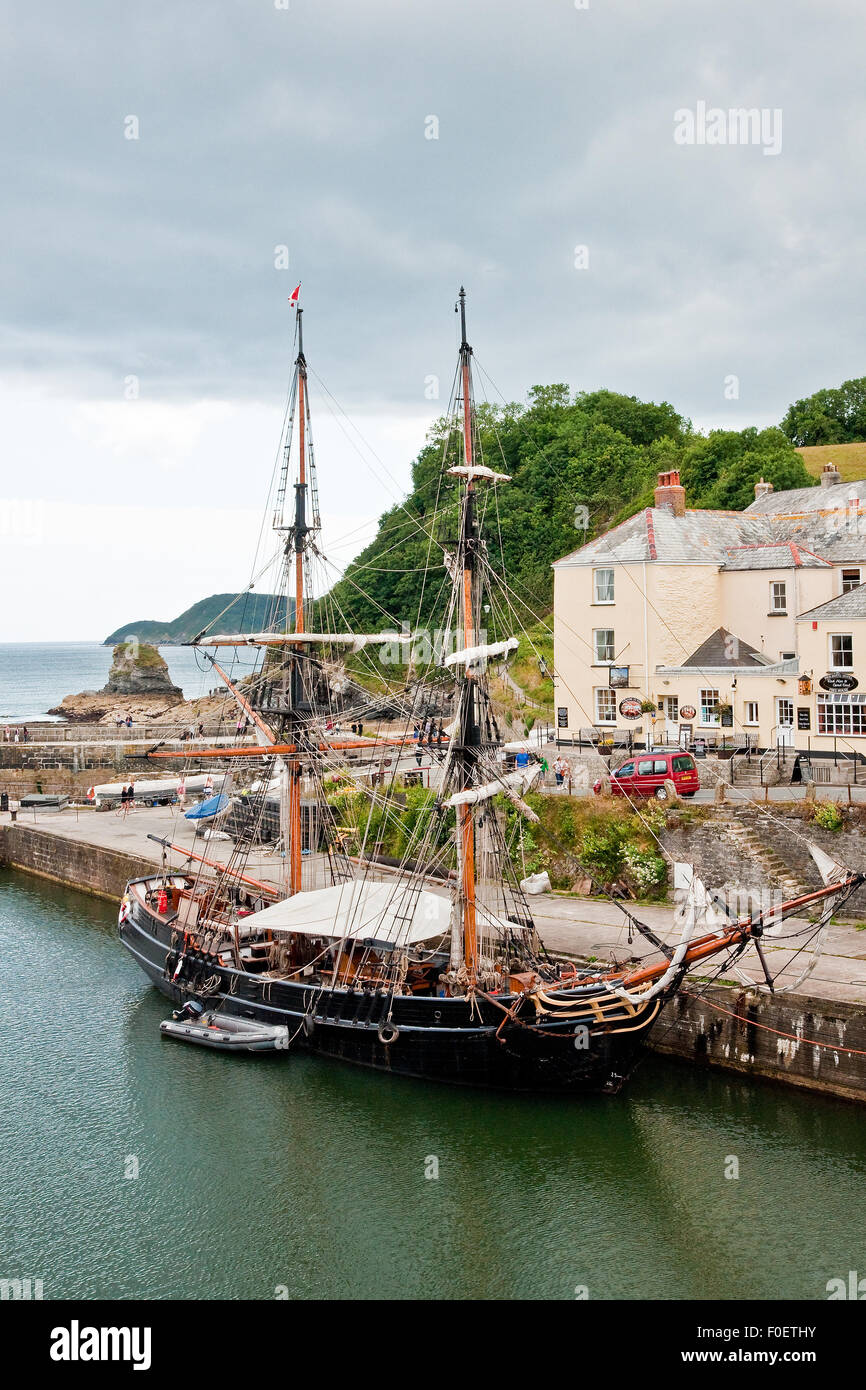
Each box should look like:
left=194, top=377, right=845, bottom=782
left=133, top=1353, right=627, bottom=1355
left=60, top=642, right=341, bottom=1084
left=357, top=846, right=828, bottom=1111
left=714, top=816, right=812, bottom=899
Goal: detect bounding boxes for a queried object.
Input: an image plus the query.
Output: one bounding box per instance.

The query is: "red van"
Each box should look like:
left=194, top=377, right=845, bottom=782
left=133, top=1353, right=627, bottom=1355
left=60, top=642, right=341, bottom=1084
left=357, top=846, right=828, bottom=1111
left=593, top=750, right=699, bottom=799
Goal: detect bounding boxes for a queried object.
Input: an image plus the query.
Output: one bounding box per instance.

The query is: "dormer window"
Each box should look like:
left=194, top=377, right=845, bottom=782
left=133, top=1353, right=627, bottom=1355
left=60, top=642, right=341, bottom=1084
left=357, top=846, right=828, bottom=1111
left=842, top=569, right=861, bottom=594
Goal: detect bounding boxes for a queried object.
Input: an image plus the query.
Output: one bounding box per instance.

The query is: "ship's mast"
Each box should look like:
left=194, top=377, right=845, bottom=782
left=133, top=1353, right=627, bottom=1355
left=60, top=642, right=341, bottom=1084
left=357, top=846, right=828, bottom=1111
left=294, top=309, right=308, bottom=636
left=456, top=287, right=478, bottom=985
left=287, top=307, right=312, bottom=894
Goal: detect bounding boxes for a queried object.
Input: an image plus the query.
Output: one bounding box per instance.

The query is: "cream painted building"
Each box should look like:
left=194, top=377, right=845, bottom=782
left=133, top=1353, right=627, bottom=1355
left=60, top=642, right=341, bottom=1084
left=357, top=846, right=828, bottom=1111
left=552, top=464, right=866, bottom=761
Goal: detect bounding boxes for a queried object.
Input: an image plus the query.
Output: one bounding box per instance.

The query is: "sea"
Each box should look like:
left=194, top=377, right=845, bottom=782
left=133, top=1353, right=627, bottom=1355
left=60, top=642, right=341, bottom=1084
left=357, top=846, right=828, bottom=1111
left=0, top=642, right=261, bottom=723
left=4, top=866, right=866, bottom=1299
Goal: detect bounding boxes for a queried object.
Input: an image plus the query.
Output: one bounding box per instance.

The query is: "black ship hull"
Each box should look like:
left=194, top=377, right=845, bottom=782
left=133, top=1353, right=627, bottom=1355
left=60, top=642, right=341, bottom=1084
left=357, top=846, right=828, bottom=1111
left=119, top=881, right=662, bottom=1095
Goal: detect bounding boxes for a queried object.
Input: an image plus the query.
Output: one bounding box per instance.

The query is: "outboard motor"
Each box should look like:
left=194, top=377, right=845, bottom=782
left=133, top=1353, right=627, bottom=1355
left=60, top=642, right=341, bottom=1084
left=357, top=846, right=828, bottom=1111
left=172, top=999, right=205, bottom=1024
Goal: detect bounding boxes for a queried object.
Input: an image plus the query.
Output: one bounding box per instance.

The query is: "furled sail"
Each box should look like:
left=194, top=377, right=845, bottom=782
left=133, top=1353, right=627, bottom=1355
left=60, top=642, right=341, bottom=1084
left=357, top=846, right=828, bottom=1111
left=446, top=465, right=511, bottom=484
left=444, top=765, right=541, bottom=810
left=444, top=637, right=519, bottom=668
left=197, top=631, right=412, bottom=651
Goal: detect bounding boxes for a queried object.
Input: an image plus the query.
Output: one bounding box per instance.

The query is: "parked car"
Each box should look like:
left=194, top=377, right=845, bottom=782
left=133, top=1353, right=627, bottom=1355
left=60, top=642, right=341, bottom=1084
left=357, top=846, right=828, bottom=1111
left=593, top=750, right=699, bottom=799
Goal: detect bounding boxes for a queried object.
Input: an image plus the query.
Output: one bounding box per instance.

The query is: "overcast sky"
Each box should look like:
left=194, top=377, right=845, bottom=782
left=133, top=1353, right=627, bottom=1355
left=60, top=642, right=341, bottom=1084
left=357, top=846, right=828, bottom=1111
left=1, top=0, right=864, bottom=640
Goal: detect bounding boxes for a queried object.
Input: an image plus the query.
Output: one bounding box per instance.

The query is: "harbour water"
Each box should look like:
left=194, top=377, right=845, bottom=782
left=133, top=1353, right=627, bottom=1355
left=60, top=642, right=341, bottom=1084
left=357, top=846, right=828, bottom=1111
left=3, top=867, right=866, bottom=1301
left=0, top=642, right=261, bottom=723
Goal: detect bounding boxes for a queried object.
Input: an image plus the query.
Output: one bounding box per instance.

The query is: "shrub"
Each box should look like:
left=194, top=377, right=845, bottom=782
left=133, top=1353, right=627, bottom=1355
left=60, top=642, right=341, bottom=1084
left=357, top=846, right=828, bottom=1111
left=622, top=844, right=667, bottom=893
left=812, top=801, right=843, bottom=832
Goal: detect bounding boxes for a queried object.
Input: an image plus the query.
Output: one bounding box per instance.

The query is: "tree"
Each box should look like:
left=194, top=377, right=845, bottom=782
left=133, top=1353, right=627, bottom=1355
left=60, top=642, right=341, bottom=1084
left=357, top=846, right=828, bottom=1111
left=780, top=377, right=866, bottom=447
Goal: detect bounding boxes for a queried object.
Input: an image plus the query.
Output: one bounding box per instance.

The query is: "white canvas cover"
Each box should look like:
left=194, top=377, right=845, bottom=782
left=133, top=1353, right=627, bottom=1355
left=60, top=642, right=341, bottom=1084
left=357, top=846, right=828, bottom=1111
left=249, top=880, right=451, bottom=945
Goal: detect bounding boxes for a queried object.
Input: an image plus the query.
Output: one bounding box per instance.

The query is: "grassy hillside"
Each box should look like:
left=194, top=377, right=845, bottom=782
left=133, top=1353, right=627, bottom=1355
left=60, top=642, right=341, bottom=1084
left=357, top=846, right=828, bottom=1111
left=104, top=592, right=290, bottom=645
left=797, top=442, right=866, bottom=481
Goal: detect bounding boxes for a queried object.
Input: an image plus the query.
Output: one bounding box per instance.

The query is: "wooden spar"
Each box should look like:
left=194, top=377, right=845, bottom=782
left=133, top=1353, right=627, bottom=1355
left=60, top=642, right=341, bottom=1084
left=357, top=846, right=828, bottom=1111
left=146, top=734, right=428, bottom=760
left=146, top=837, right=279, bottom=897
left=544, top=873, right=863, bottom=996
left=208, top=656, right=277, bottom=745
left=288, top=761, right=302, bottom=894
left=457, top=287, right=477, bottom=983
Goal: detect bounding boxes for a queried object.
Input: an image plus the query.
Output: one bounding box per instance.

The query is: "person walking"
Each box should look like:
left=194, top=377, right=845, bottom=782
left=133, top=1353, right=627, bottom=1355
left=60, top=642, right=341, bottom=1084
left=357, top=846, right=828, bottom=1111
left=553, top=755, right=565, bottom=787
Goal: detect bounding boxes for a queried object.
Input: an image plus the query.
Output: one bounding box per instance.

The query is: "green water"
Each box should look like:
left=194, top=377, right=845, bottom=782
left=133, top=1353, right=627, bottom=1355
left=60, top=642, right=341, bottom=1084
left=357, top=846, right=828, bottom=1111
left=2, top=868, right=865, bottom=1301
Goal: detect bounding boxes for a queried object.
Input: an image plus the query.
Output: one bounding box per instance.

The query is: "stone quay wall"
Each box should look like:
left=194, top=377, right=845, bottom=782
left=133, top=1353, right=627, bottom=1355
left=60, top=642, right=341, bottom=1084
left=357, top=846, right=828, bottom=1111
left=653, top=984, right=866, bottom=1104
left=661, top=807, right=866, bottom=917
left=0, top=823, right=157, bottom=901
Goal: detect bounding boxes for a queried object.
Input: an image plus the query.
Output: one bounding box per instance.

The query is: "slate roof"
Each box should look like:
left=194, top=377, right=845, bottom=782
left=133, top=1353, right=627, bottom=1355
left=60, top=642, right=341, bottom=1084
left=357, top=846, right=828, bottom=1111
left=720, top=542, right=832, bottom=571
left=553, top=507, right=774, bottom=567
left=746, top=478, right=866, bottom=515
left=554, top=491, right=866, bottom=569
left=796, top=585, right=866, bottom=622
left=678, top=627, right=770, bottom=668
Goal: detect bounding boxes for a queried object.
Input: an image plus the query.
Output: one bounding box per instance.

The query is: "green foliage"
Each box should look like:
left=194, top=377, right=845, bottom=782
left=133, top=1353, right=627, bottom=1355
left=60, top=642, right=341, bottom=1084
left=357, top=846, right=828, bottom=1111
left=781, top=378, right=866, bottom=448
left=812, top=801, right=843, bottom=832
left=321, top=388, right=691, bottom=630
left=678, top=427, right=812, bottom=510
left=319, top=381, right=823, bottom=632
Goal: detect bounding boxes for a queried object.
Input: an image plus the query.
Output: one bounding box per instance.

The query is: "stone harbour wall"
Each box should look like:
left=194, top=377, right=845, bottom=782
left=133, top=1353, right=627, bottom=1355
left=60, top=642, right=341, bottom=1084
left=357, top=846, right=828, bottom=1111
left=653, top=984, right=866, bottom=1104
left=0, top=823, right=156, bottom=901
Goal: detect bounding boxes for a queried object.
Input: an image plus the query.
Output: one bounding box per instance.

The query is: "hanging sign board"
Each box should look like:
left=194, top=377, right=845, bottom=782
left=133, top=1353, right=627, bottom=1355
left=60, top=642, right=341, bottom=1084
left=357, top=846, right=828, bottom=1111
left=609, top=666, right=630, bottom=689
left=679, top=704, right=696, bottom=720
left=819, top=674, right=858, bottom=691
left=618, top=697, right=643, bottom=719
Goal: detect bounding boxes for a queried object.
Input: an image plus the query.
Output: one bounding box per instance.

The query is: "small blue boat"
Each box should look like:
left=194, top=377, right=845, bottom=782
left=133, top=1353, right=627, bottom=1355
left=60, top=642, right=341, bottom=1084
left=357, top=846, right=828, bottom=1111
left=184, top=792, right=230, bottom=821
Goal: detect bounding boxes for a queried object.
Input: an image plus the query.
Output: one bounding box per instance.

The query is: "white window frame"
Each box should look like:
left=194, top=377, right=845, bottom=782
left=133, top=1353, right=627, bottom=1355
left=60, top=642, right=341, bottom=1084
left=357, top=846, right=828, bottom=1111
left=830, top=632, right=854, bottom=669
left=744, top=700, right=759, bottom=725
left=770, top=580, right=787, bottom=613
left=818, top=693, right=866, bottom=736
left=841, top=568, right=861, bottom=594
left=594, top=687, right=617, bottom=724
left=699, top=688, right=720, bottom=726
left=593, top=568, right=615, bottom=604
left=593, top=628, right=616, bottom=664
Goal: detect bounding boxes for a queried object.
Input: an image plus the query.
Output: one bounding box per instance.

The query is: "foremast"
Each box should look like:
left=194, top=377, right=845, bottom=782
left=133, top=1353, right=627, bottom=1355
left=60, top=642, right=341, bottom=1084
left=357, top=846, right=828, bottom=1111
left=453, top=288, right=480, bottom=986
left=278, top=299, right=321, bottom=894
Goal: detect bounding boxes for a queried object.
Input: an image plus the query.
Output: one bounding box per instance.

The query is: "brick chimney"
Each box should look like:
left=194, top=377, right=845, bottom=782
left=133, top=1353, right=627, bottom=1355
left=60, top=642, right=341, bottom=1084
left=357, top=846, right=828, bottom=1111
left=754, top=477, right=774, bottom=500
left=653, top=469, right=686, bottom=517
left=820, top=461, right=842, bottom=488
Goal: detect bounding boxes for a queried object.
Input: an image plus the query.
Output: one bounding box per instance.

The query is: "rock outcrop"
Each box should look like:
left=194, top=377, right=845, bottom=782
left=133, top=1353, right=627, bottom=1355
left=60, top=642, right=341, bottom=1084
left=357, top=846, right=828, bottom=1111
left=47, top=642, right=185, bottom=722
left=103, top=641, right=183, bottom=698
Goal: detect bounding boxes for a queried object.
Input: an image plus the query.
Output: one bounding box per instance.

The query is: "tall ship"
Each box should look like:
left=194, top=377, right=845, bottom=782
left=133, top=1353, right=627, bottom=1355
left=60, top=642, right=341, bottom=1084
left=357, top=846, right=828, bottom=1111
left=118, top=291, right=864, bottom=1093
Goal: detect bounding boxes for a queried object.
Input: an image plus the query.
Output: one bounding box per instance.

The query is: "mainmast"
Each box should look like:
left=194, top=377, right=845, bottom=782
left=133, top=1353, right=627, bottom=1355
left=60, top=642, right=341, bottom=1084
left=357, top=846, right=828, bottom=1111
left=456, top=287, right=478, bottom=985
left=294, top=309, right=308, bottom=637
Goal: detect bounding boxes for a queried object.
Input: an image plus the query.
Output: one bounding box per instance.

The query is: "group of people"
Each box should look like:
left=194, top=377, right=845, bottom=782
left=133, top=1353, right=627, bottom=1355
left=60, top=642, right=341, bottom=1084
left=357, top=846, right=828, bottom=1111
left=552, top=755, right=571, bottom=788
left=179, top=722, right=205, bottom=742
left=2, top=726, right=29, bottom=743
left=119, top=783, right=136, bottom=805
left=114, top=714, right=134, bottom=730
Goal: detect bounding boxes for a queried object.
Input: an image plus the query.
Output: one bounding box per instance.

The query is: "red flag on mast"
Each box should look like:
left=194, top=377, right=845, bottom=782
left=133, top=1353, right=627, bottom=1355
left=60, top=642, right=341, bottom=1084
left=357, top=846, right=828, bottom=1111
left=288, top=283, right=300, bottom=309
